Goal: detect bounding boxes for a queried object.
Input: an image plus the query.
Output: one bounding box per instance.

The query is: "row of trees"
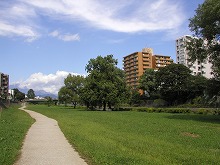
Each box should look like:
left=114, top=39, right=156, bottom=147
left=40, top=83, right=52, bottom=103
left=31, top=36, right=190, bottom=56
left=138, top=64, right=220, bottom=106
left=58, top=55, right=220, bottom=109
left=12, top=88, right=36, bottom=101
left=58, top=55, right=129, bottom=110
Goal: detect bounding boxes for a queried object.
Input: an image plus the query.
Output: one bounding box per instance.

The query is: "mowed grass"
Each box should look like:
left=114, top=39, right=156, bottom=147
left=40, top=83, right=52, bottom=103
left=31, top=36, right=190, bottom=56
left=28, top=105, right=220, bottom=165
left=0, top=105, right=34, bottom=165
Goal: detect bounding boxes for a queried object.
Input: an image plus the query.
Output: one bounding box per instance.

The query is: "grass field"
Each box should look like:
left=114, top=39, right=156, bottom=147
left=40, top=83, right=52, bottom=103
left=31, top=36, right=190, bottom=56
left=27, top=104, right=220, bottom=165
left=0, top=105, right=34, bottom=165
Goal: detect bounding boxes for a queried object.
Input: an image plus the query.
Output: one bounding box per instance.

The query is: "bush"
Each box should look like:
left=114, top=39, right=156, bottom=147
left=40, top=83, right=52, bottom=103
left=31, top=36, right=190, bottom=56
left=153, top=99, right=168, bottom=107
left=130, top=107, right=220, bottom=115
left=112, top=107, right=132, bottom=111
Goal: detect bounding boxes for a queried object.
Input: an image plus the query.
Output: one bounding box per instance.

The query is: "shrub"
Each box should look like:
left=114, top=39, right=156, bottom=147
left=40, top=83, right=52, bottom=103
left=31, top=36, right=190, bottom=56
left=153, top=99, right=168, bottom=107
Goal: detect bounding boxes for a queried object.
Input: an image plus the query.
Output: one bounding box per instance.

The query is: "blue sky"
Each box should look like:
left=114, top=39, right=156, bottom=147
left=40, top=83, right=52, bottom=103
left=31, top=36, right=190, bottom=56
left=0, top=0, right=204, bottom=94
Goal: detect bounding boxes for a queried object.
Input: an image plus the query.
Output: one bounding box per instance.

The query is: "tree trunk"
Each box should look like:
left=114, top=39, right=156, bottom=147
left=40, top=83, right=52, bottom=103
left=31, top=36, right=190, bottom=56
left=73, top=102, right=76, bottom=108
left=103, top=101, right=106, bottom=111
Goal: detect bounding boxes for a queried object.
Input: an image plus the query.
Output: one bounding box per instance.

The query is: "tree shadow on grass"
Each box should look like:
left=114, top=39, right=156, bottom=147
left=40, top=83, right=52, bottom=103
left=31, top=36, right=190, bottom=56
left=166, top=114, right=220, bottom=124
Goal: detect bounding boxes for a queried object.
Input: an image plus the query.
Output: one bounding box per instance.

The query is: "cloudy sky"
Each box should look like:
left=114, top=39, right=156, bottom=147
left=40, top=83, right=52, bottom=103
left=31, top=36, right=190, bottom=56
left=0, top=0, right=204, bottom=95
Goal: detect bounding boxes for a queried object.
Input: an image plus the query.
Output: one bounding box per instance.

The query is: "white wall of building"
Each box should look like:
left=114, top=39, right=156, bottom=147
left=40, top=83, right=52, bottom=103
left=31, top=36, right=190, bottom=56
left=176, top=35, right=213, bottom=79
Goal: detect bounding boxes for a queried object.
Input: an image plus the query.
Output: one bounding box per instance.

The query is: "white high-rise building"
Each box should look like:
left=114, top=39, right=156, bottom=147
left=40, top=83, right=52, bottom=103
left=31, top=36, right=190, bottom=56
left=176, top=35, right=213, bottom=79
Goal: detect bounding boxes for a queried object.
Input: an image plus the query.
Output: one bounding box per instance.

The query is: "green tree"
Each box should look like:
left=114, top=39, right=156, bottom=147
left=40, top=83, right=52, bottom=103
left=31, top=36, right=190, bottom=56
left=188, top=75, right=208, bottom=101
left=58, top=87, right=73, bottom=106
left=27, top=89, right=35, bottom=99
left=83, top=55, right=129, bottom=110
left=156, top=64, right=192, bottom=105
left=13, top=88, right=25, bottom=101
left=205, top=78, right=220, bottom=107
left=129, top=90, right=141, bottom=106
left=139, top=69, right=158, bottom=99
left=45, top=96, right=53, bottom=107
left=188, top=0, right=220, bottom=78
left=64, top=74, right=85, bottom=108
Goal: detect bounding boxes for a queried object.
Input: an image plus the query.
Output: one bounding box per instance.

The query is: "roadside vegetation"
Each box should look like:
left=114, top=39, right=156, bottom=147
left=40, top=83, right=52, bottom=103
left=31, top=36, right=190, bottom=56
left=0, top=105, right=34, bottom=165
left=28, top=104, right=220, bottom=165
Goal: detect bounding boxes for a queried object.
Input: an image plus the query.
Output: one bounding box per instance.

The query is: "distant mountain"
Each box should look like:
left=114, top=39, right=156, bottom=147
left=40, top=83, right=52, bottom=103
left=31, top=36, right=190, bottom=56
left=10, top=83, right=29, bottom=93
left=35, top=90, right=57, bottom=99
left=9, top=83, right=58, bottom=99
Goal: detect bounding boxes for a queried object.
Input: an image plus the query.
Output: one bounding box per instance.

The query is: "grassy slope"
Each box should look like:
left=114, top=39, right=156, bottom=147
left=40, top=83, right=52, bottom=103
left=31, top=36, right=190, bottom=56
left=0, top=106, right=34, bottom=165
left=28, top=105, right=220, bottom=165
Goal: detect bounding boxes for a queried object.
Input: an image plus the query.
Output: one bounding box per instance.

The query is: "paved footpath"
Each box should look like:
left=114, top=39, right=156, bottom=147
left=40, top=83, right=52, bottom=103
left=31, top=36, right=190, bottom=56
left=14, top=104, right=87, bottom=165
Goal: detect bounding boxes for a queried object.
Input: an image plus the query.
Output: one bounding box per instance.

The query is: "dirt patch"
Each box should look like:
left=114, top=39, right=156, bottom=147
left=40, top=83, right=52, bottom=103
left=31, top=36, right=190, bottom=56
left=181, top=132, right=200, bottom=138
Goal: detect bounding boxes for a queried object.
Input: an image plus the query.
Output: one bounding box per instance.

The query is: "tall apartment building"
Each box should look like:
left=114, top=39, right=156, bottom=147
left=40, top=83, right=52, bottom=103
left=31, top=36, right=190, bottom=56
left=0, top=72, right=9, bottom=100
left=176, top=35, right=213, bottom=78
left=153, top=55, right=173, bottom=70
left=123, top=48, right=153, bottom=89
left=123, top=48, right=173, bottom=90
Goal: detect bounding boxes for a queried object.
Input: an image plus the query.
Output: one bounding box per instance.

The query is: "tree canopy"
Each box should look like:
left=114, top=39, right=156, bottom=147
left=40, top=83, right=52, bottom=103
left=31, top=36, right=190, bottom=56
left=82, top=55, right=129, bottom=110
left=58, top=86, right=73, bottom=106
left=139, top=69, right=157, bottom=98
left=13, top=88, right=25, bottom=101
left=64, top=74, right=85, bottom=108
left=27, top=89, right=35, bottom=99
left=156, top=64, right=192, bottom=105
left=188, top=0, right=220, bottom=78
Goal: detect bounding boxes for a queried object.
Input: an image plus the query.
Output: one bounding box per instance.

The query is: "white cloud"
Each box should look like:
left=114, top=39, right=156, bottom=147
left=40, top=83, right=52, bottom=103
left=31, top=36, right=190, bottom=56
left=21, top=0, right=185, bottom=33
left=16, top=71, right=82, bottom=95
left=61, top=34, right=80, bottom=41
left=0, top=0, right=186, bottom=41
left=49, top=30, right=80, bottom=41
left=0, top=21, right=39, bottom=42
left=0, top=2, right=39, bottom=42
left=49, top=30, right=59, bottom=37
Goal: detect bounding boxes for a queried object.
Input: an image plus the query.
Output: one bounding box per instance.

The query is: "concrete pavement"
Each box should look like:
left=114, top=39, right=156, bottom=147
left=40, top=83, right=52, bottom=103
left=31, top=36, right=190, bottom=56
left=15, top=104, right=87, bottom=165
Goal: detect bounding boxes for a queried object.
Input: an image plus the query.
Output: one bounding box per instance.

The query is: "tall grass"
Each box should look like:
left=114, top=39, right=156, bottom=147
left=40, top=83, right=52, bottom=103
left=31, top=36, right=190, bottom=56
left=28, top=105, right=220, bottom=165
left=0, top=106, right=34, bottom=165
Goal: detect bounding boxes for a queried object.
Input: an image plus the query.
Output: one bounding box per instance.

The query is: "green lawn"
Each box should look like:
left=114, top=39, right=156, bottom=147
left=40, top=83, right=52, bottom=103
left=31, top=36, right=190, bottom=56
left=0, top=105, right=34, bottom=165
left=28, top=104, right=220, bottom=165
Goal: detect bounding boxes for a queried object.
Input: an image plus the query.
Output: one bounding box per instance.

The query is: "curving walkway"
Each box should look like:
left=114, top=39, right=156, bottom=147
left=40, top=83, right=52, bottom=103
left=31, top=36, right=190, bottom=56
left=15, top=104, right=87, bottom=165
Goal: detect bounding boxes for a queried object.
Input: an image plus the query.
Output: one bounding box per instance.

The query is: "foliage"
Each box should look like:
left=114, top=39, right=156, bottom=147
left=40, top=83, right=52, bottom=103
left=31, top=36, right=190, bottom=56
left=129, top=90, right=142, bottom=106
left=139, top=69, right=158, bottom=99
left=28, top=104, right=220, bottom=165
left=45, top=96, right=53, bottom=107
left=156, top=64, right=192, bottom=105
left=27, top=89, right=35, bottom=99
left=82, top=55, right=129, bottom=110
left=185, top=37, right=208, bottom=63
left=188, top=0, right=220, bottom=78
left=13, top=88, right=25, bottom=101
left=188, top=75, right=208, bottom=100
left=0, top=106, right=34, bottom=165
left=132, top=107, right=220, bottom=115
left=203, top=78, right=220, bottom=107
left=64, top=74, right=85, bottom=108
left=152, top=99, right=168, bottom=107
left=58, top=86, right=73, bottom=106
